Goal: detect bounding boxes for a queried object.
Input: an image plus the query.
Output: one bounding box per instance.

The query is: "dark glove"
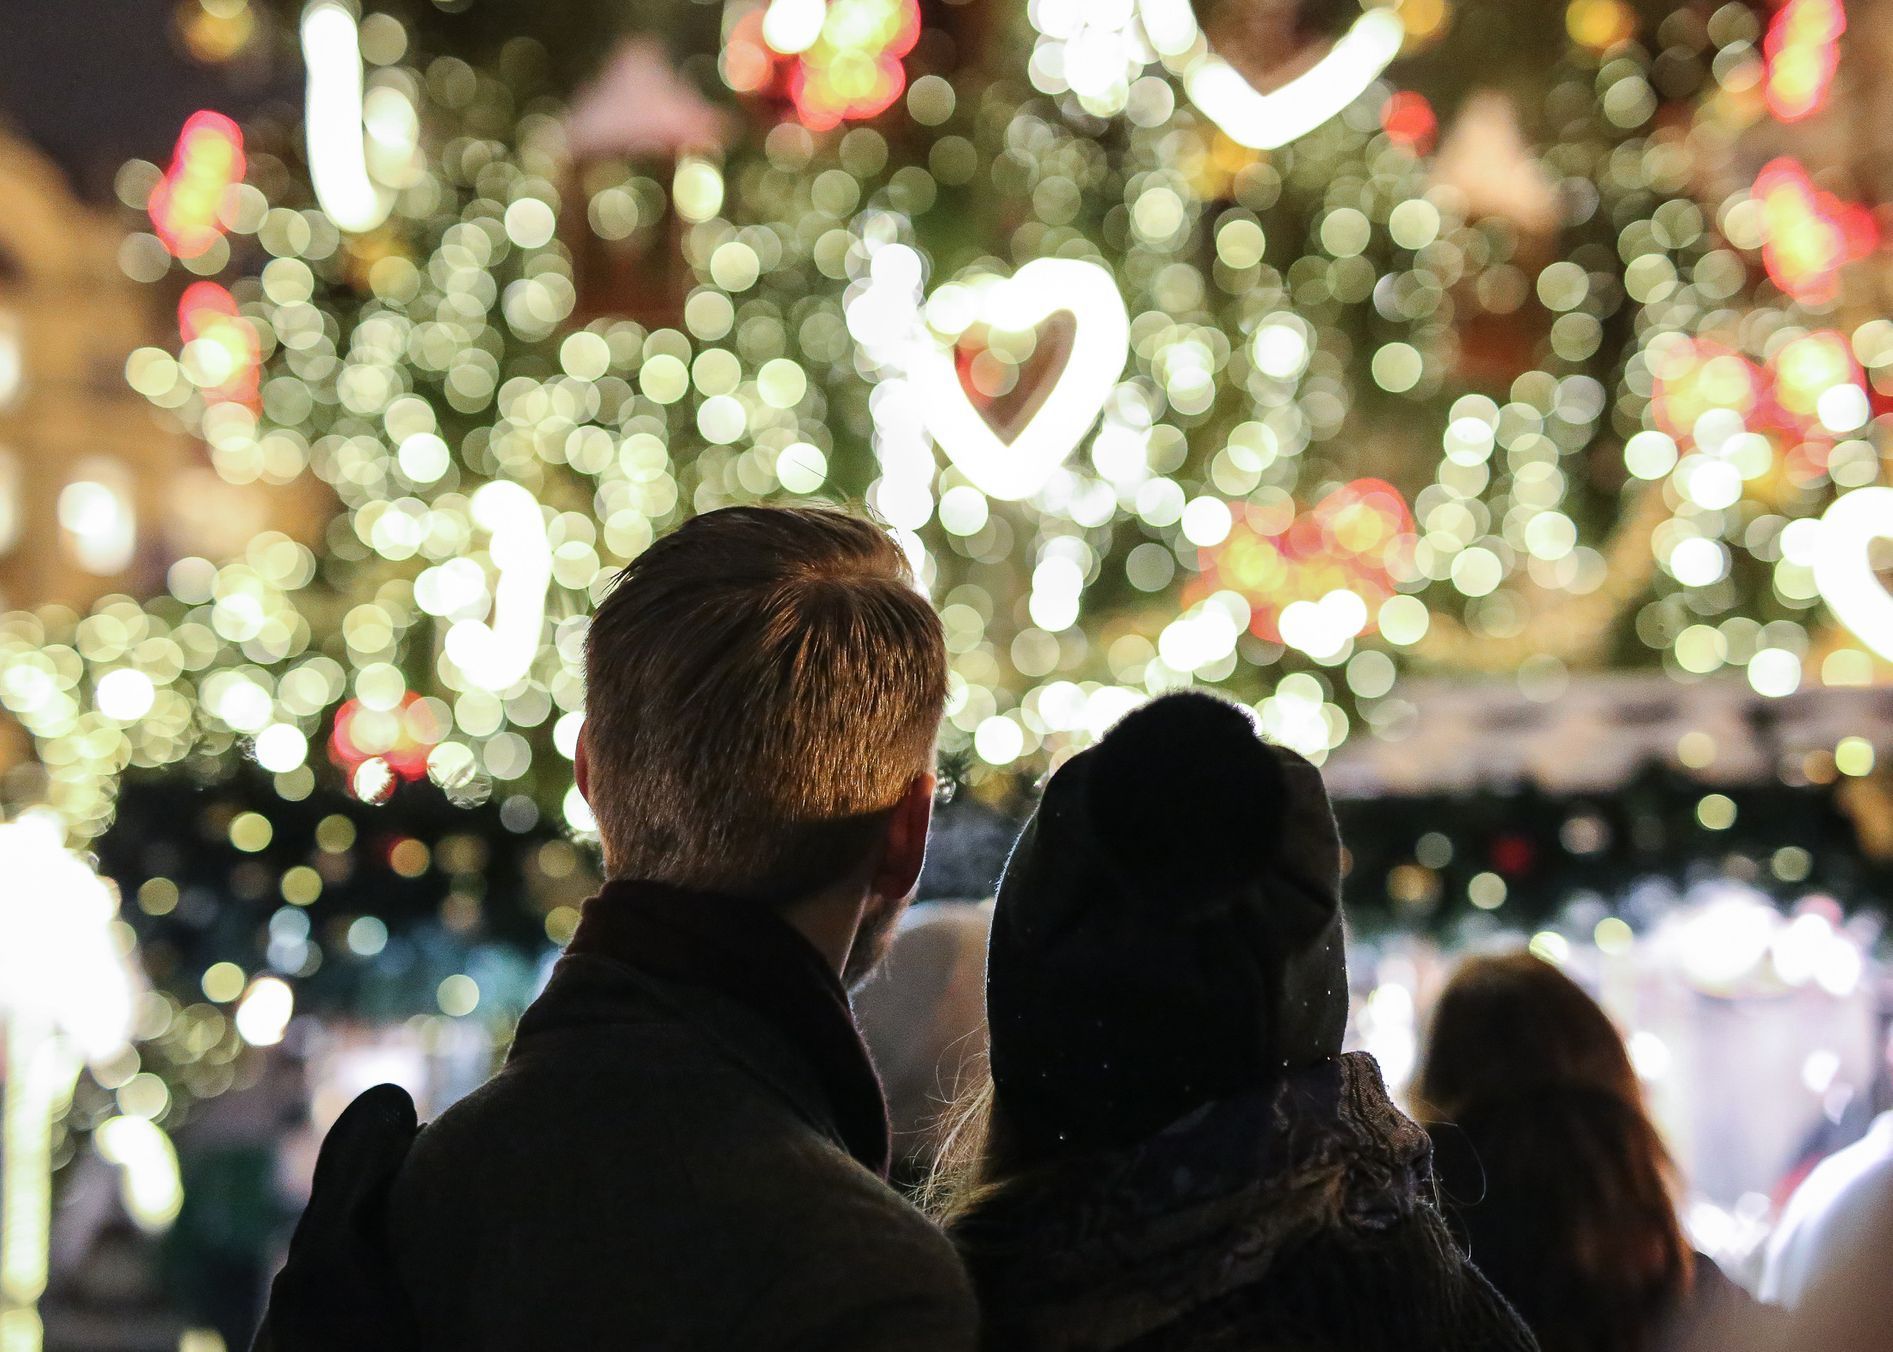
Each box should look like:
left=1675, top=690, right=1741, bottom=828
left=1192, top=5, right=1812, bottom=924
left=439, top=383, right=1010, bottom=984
left=251, top=1083, right=420, bottom=1352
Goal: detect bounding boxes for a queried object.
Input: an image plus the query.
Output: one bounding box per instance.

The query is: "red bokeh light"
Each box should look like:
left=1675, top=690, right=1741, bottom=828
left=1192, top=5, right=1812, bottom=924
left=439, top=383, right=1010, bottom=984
left=723, top=0, right=920, bottom=131
left=1754, top=157, right=1876, bottom=306
left=1650, top=329, right=1869, bottom=455
left=1197, top=479, right=1414, bottom=643
left=1649, top=338, right=1761, bottom=441
left=149, top=110, right=244, bottom=258
left=722, top=9, right=785, bottom=97
left=792, top=0, right=920, bottom=131
left=1764, top=0, right=1844, bottom=123
left=177, top=281, right=259, bottom=409
left=1772, top=329, right=1860, bottom=425
left=1380, top=92, right=1438, bottom=153
left=1490, top=834, right=1536, bottom=877
left=329, top=692, right=445, bottom=782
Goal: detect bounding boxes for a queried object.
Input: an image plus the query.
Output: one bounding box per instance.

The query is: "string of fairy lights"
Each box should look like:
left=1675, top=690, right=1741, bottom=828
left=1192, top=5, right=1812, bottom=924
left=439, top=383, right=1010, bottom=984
left=0, top=0, right=1888, bottom=861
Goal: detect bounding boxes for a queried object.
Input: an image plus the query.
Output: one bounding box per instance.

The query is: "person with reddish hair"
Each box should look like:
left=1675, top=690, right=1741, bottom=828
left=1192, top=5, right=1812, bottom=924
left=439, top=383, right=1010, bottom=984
left=1414, top=951, right=1779, bottom=1352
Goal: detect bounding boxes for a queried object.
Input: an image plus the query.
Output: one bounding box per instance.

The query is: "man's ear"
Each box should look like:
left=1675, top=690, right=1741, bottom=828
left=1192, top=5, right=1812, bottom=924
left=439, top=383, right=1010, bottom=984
left=870, top=771, right=935, bottom=902
left=574, top=730, right=592, bottom=804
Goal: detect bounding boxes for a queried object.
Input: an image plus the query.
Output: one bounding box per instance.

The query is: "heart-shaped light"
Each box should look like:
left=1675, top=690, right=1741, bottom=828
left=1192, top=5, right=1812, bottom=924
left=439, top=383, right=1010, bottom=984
left=910, top=257, right=1129, bottom=502
left=1814, top=486, right=1893, bottom=662
left=1140, top=0, right=1405, bottom=150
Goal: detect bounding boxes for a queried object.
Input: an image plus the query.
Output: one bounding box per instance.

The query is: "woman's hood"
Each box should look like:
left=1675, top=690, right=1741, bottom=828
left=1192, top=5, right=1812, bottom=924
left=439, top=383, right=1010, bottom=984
left=985, top=692, right=1350, bottom=1159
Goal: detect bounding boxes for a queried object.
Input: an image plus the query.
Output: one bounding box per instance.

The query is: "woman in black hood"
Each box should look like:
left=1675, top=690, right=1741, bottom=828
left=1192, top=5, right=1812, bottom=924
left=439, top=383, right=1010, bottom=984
left=926, top=691, right=1535, bottom=1352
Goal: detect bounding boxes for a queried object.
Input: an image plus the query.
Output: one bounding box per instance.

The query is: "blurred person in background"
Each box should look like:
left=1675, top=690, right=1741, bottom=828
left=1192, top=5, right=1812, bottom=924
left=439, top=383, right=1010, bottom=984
left=855, top=897, right=994, bottom=1191
left=854, top=795, right=1017, bottom=1190
left=926, top=692, right=1534, bottom=1351
left=164, top=1048, right=306, bottom=1350
left=1414, top=951, right=1779, bottom=1352
left=1761, top=1025, right=1893, bottom=1352
left=257, top=507, right=976, bottom=1351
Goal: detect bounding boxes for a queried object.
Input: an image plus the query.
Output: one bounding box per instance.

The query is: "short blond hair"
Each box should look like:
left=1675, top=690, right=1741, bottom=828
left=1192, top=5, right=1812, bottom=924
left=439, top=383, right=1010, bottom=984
left=582, top=506, right=947, bottom=898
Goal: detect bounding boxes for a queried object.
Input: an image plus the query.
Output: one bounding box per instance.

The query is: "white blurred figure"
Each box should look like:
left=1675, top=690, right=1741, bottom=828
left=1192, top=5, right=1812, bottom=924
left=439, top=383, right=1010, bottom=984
left=1762, top=1027, right=1893, bottom=1352
left=853, top=899, right=994, bottom=1188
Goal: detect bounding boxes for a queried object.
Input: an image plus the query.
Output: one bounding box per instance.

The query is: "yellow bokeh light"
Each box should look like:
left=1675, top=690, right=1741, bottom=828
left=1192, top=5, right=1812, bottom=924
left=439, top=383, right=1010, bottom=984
left=1835, top=736, right=1875, bottom=777
left=201, top=961, right=246, bottom=1003
left=228, top=811, right=273, bottom=853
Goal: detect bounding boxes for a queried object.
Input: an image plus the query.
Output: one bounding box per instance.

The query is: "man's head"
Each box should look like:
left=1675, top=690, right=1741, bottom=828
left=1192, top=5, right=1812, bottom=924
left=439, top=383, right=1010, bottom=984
left=578, top=506, right=947, bottom=950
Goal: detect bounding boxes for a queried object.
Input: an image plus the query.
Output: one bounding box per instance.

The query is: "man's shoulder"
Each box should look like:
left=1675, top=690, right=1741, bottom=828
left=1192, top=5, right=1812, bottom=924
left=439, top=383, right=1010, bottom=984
left=378, top=952, right=977, bottom=1348
left=398, top=1022, right=819, bottom=1193
left=1765, top=1113, right=1893, bottom=1302
left=387, top=1039, right=975, bottom=1349
left=394, top=1009, right=894, bottom=1227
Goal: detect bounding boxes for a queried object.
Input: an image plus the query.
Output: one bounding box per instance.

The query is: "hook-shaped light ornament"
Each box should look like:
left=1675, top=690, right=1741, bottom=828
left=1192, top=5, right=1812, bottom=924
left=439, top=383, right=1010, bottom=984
left=444, top=482, right=553, bottom=695
left=302, top=0, right=413, bottom=233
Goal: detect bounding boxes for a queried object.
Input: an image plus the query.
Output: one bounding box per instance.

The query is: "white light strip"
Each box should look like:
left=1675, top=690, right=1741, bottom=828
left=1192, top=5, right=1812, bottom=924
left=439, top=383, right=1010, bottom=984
left=302, top=1, right=396, bottom=233
left=1161, top=5, right=1405, bottom=150
left=0, top=814, right=130, bottom=1352
left=1, top=1018, right=64, bottom=1352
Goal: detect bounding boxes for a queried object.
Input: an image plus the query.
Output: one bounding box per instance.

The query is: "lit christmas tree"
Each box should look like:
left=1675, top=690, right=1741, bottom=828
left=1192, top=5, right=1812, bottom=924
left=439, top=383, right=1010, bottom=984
left=3, top=7, right=1890, bottom=1343
left=1, top=0, right=1887, bottom=871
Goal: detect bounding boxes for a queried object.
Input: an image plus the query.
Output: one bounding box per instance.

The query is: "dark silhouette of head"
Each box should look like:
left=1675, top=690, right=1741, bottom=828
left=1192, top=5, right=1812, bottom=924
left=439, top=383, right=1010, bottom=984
left=928, top=692, right=1348, bottom=1220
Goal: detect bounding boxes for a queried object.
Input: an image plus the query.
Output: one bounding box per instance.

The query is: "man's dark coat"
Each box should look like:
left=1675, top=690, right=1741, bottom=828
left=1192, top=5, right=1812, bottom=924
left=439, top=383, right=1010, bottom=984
left=259, top=883, right=978, bottom=1352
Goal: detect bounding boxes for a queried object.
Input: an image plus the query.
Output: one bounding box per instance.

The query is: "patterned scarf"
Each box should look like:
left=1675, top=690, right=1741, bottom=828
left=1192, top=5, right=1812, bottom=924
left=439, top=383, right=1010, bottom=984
left=953, top=1053, right=1457, bottom=1350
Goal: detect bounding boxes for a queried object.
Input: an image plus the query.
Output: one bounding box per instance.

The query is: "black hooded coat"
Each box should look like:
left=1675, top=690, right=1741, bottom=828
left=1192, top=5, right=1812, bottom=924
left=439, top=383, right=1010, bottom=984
left=948, top=692, right=1538, bottom=1352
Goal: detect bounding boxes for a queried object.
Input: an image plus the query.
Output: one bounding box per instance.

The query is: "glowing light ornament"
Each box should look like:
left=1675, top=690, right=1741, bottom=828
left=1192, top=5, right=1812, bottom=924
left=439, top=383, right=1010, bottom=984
left=444, top=481, right=553, bottom=693
left=1754, top=158, right=1876, bottom=305
left=301, top=0, right=419, bottom=233
left=147, top=110, right=244, bottom=257
left=792, top=0, right=921, bottom=129
left=1196, top=479, right=1414, bottom=646
left=910, top=259, right=1129, bottom=502
left=177, top=281, right=259, bottom=408
left=329, top=690, right=446, bottom=780
left=1813, top=487, right=1893, bottom=663
left=1764, top=0, right=1844, bottom=123
left=1141, top=0, right=1405, bottom=150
